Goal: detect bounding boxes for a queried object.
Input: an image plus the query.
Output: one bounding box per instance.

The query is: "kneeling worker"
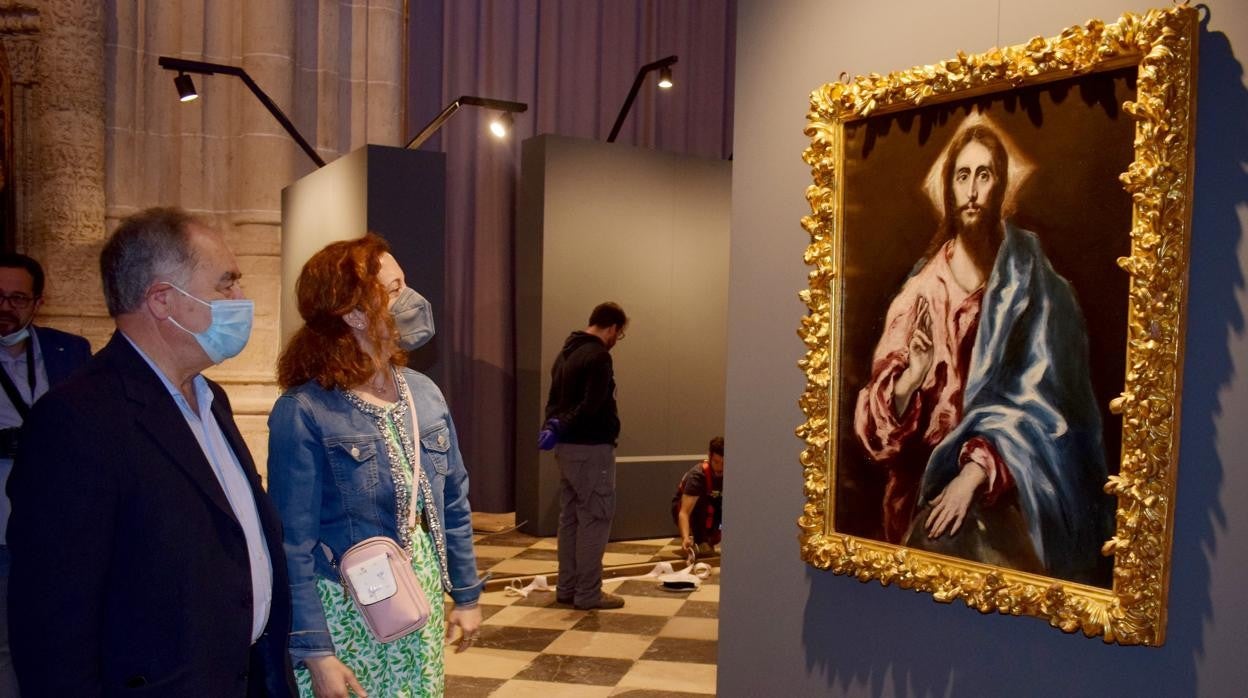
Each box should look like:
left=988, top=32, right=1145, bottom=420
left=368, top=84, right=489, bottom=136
left=672, top=437, right=724, bottom=555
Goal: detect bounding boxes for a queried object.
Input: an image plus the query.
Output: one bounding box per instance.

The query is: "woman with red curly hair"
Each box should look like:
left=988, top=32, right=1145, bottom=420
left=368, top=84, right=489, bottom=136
left=266, top=234, right=482, bottom=697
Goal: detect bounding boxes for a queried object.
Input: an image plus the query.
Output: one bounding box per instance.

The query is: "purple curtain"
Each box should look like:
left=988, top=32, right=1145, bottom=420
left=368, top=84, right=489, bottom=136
left=406, top=0, right=736, bottom=512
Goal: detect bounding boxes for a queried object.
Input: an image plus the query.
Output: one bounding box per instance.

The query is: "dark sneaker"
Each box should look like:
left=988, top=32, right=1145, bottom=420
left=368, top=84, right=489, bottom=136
left=556, top=594, right=575, bottom=606
left=575, top=592, right=625, bottom=610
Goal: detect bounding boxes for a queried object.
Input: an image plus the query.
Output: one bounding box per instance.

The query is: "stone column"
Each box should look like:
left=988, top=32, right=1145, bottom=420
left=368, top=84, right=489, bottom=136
left=365, top=0, right=404, bottom=146
left=1, top=0, right=108, bottom=344
left=0, top=1, right=39, bottom=254
left=210, top=0, right=298, bottom=461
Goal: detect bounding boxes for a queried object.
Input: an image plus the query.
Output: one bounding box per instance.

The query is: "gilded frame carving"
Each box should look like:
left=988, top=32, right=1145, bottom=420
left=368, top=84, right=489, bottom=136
left=797, top=6, right=1197, bottom=644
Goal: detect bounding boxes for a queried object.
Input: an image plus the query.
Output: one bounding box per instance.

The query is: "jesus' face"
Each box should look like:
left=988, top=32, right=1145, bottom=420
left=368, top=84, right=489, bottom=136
left=952, top=140, right=999, bottom=229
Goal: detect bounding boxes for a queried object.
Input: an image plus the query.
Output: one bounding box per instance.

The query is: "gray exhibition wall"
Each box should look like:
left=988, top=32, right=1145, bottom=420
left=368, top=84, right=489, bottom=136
left=516, top=135, right=731, bottom=539
left=722, top=0, right=1248, bottom=696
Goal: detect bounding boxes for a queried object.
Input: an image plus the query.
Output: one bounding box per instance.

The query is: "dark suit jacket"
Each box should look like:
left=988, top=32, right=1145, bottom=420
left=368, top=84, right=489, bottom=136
left=0, top=325, right=90, bottom=575
left=31, top=325, right=92, bottom=386
left=6, top=333, right=297, bottom=697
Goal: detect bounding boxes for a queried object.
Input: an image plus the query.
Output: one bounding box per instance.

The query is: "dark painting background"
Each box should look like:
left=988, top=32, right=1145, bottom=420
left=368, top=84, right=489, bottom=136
left=832, top=67, right=1136, bottom=563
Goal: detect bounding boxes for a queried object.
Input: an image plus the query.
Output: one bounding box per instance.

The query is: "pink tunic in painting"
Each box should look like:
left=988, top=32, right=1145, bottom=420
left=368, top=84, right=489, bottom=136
left=854, top=240, right=1011, bottom=543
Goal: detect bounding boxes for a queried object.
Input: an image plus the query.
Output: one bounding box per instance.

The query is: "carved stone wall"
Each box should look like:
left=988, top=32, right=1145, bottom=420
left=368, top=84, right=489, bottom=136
left=0, top=0, right=109, bottom=343
left=0, top=1, right=41, bottom=259
left=0, top=0, right=405, bottom=476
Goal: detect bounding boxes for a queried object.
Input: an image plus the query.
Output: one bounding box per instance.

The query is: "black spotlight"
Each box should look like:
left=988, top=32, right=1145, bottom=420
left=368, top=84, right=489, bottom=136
left=174, top=73, right=198, bottom=102
left=606, top=55, right=678, bottom=142
left=658, top=66, right=673, bottom=89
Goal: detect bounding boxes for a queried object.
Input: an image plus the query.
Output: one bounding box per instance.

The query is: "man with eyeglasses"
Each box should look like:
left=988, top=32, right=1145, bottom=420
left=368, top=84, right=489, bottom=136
left=0, top=252, right=91, bottom=696
left=540, top=301, right=628, bottom=611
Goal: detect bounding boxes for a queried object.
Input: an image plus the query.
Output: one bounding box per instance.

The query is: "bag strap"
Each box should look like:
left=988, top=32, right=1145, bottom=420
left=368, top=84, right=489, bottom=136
left=398, top=374, right=454, bottom=592
left=700, top=460, right=716, bottom=530
left=401, top=376, right=421, bottom=535
left=0, top=340, right=37, bottom=420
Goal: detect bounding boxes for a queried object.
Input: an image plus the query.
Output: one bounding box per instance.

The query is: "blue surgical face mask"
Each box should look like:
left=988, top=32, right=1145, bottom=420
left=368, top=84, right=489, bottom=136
left=0, top=324, right=30, bottom=348
left=390, top=286, right=435, bottom=351
left=166, top=284, right=254, bottom=364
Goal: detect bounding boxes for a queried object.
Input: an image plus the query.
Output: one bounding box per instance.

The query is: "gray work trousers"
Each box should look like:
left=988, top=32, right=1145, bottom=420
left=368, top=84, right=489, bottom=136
left=555, top=443, right=616, bottom=606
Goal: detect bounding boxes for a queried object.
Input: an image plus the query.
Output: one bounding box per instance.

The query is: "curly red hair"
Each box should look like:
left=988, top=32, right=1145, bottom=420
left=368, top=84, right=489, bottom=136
left=277, top=234, right=406, bottom=391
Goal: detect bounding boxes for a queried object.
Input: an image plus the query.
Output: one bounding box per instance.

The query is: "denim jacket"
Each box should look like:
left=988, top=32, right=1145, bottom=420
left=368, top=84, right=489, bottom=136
left=266, top=368, right=483, bottom=663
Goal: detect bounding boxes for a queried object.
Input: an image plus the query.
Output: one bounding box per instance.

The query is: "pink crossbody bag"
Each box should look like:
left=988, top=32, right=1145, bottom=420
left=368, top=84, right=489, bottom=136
left=336, top=386, right=432, bottom=643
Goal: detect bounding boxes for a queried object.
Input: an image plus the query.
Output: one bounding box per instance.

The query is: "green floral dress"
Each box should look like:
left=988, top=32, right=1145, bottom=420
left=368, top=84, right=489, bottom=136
left=295, top=393, right=448, bottom=697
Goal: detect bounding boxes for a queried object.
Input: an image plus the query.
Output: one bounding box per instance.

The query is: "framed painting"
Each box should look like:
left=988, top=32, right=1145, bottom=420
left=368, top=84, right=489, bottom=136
left=797, top=5, right=1198, bottom=644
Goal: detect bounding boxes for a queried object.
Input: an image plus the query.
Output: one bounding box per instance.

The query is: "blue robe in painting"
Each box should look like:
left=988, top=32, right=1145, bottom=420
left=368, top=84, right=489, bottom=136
left=915, top=222, right=1114, bottom=585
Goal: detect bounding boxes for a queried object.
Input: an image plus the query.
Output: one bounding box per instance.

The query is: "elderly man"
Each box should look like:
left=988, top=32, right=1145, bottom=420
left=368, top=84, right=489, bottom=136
left=6, top=208, right=296, bottom=696
left=854, top=117, right=1113, bottom=585
left=0, top=252, right=91, bottom=696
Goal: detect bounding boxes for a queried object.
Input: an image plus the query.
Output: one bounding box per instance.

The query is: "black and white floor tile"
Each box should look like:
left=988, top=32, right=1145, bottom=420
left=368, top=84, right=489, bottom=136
left=444, top=528, right=720, bottom=696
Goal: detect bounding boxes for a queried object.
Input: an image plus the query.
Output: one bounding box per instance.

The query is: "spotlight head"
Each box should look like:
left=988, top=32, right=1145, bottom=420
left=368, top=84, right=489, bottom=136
left=175, top=73, right=198, bottom=102
left=657, top=66, right=673, bottom=89
left=489, top=111, right=513, bottom=139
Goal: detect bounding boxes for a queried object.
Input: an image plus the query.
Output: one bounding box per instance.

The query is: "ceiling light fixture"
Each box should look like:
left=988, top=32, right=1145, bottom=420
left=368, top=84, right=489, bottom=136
left=658, top=66, right=674, bottom=89
left=606, top=55, right=678, bottom=143
left=406, top=96, right=528, bottom=150
left=174, top=72, right=198, bottom=102
left=489, top=112, right=513, bottom=139
left=157, top=56, right=326, bottom=167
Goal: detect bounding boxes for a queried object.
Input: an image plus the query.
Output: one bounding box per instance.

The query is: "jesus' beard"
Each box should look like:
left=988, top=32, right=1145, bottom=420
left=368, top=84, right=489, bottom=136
left=953, top=202, right=1004, bottom=275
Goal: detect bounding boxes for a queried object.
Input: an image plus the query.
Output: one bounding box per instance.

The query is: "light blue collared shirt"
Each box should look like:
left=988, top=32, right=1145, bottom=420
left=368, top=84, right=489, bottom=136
left=123, top=334, right=273, bottom=642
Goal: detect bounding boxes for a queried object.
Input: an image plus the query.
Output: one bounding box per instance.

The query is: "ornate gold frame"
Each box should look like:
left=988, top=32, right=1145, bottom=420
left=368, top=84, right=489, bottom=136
left=797, top=5, right=1197, bottom=645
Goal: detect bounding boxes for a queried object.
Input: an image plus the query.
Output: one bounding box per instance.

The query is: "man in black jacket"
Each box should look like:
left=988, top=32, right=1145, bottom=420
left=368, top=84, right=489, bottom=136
left=542, top=302, right=627, bottom=610
left=7, top=208, right=296, bottom=696
left=0, top=253, right=92, bottom=695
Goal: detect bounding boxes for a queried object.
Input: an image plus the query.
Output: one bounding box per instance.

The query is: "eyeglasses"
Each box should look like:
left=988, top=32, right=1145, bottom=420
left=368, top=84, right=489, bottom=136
left=0, top=293, right=37, bottom=310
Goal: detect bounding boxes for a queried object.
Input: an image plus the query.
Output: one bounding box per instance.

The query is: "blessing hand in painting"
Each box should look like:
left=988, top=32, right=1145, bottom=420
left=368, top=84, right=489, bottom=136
left=893, top=295, right=935, bottom=416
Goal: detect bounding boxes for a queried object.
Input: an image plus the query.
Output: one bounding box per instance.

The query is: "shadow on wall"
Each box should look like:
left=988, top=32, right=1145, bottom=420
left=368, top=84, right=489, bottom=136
left=797, top=14, right=1245, bottom=696
left=1172, top=7, right=1248, bottom=685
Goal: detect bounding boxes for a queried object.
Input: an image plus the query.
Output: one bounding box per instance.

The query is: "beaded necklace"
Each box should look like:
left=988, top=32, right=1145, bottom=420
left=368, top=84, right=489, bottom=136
left=341, top=367, right=452, bottom=591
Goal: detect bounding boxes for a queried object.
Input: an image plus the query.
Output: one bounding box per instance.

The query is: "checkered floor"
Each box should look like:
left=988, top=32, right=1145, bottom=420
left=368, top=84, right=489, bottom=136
left=445, top=567, right=720, bottom=697
left=472, top=528, right=696, bottom=581
left=441, top=525, right=718, bottom=696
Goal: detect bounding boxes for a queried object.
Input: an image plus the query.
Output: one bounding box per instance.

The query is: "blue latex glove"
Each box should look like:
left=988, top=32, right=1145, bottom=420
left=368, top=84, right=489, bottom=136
left=537, top=419, right=561, bottom=451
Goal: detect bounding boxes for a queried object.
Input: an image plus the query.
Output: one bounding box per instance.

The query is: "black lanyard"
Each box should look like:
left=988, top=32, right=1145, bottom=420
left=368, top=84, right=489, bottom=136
left=0, top=339, right=38, bottom=421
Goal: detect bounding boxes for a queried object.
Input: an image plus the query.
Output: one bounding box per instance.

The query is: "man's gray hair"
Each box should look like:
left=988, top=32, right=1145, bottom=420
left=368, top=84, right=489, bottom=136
left=100, top=207, right=203, bottom=317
